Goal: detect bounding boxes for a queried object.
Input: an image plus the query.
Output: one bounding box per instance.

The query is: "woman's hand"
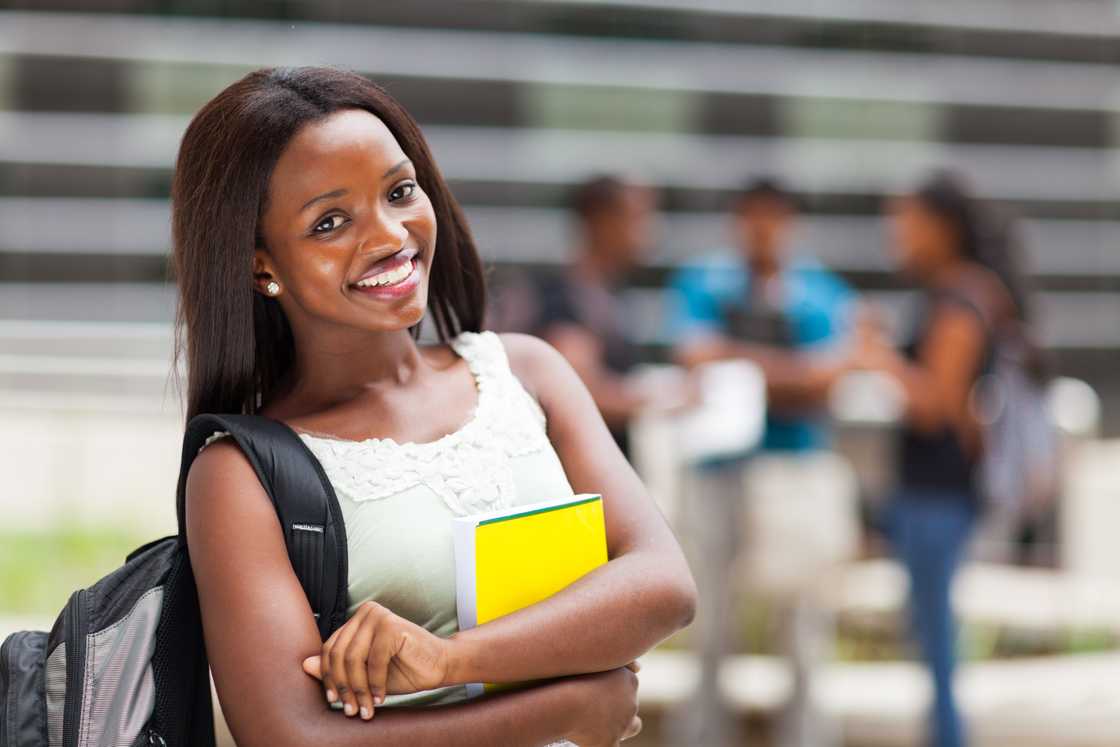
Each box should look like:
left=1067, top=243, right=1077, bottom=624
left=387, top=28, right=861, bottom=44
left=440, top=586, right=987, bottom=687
left=301, top=601, right=450, bottom=720
left=563, top=664, right=643, bottom=746
left=847, top=302, right=898, bottom=371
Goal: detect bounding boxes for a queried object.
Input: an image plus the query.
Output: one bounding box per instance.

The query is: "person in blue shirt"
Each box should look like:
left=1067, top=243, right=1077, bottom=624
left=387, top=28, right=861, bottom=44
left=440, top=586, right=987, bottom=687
left=667, top=177, right=859, bottom=452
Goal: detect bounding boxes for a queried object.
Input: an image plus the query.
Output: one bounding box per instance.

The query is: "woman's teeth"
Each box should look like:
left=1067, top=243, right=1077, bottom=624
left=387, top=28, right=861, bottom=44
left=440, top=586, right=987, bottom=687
left=356, top=259, right=413, bottom=288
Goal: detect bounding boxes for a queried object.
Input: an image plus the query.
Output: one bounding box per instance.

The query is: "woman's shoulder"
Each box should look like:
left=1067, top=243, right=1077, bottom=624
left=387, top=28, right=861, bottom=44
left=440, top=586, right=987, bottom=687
left=930, top=264, right=1009, bottom=330
left=489, top=330, right=569, bottom=404
left=184, top=433, right=275, bottom=543
left=188, top=432, right=260, bottom=490
left=449, top=328, right=551, bottom=376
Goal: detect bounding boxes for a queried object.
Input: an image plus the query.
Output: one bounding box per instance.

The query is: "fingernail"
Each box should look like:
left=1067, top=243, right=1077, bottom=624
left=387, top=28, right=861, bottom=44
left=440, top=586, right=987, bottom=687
left=360, top=707, right=370, bottom=719
left=344, top=702, right=356, bottom=716
left=326, top=689, right=337, bottom=703
left=374, top=695, right=383, bottom=706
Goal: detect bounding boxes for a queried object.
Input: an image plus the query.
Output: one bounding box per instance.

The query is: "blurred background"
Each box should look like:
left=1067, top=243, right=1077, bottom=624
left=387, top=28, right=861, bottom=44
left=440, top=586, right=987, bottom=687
left=2, top=2, right=1120, bottom=745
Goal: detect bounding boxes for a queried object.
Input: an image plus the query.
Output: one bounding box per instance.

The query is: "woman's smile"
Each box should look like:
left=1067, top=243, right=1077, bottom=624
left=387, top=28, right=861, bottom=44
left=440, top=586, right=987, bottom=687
left=348, top=244, right=423, bottom=300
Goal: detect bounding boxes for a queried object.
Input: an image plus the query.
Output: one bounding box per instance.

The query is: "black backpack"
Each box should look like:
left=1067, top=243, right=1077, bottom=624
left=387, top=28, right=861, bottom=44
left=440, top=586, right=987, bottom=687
left=0, top=413, right=349, bottom=747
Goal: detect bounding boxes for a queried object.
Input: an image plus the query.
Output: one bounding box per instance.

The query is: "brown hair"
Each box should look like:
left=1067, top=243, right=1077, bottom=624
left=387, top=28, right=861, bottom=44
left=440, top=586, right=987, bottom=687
left=569, top=174, right=629, bottom=222
left=170, top=66, right=486, bottom=422
left=913, top=169, right=1031, bottom=322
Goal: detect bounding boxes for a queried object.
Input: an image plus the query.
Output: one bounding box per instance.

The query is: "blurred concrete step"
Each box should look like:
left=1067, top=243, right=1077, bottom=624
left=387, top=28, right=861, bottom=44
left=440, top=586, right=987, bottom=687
left=3, top=10, right=1119, bottom=114
left=0, top=320, right=174, bottom=358
left=6, top=112, right=1120, bottom=203
left=640, top=648, right=1120, bottom=747
left=818, top=559, right=1120, bottom=638
left=5, top=199, right=1120, bottom=284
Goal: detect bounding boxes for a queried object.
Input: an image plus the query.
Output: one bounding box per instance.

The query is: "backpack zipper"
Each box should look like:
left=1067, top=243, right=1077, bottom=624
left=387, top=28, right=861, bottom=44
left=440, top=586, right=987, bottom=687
left=61, top=589, right=87, bottom=747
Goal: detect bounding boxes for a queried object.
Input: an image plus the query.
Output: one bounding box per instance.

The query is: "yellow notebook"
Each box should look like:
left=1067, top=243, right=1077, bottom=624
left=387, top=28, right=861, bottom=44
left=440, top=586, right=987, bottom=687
left=453, top=493, right=608, bottom=696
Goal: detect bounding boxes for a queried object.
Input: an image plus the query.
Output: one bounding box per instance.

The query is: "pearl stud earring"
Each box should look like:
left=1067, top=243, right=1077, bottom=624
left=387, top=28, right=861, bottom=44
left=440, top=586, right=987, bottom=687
left=266, top=280, right=280, bottom=296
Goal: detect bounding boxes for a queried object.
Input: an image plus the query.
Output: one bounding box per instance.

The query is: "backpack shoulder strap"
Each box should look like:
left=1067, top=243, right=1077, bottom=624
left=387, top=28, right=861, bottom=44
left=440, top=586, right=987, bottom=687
left=175, top=413, right=349, bottom=640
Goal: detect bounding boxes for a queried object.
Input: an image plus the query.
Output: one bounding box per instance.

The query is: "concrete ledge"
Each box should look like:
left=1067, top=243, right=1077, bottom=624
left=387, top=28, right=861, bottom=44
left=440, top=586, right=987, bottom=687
left=639, top=649, right=1120, bottom=746
left=820, top=559, right=1120, bottom=636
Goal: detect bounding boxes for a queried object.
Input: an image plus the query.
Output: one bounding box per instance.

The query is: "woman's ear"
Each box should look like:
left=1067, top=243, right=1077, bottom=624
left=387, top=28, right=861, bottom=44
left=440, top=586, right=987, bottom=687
left=252, top=247, right=280, bottom=296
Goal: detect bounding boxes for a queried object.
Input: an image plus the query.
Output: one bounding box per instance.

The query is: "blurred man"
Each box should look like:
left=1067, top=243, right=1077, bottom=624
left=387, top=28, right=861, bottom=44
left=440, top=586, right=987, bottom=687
left=495, top=174, right=691, bottom=460
left=668, top=176, right=858, bottom=452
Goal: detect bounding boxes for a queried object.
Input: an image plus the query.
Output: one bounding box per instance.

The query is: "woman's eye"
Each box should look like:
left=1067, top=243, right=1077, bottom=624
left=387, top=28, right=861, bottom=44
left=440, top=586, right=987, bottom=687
left=312, top=214, right=346, bottom=234
left=389, top=181, right=417, bottom=202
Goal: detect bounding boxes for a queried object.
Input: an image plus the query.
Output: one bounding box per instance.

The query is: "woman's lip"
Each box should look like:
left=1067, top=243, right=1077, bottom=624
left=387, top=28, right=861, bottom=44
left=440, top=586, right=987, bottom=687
left=349, top=257, right=421, bottom=299
left=351, top=246, right=419, bottom=285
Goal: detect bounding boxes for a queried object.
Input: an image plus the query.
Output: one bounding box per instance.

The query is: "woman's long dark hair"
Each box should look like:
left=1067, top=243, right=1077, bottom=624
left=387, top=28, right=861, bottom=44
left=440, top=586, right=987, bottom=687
left=913, top=169, right=1049, bottom=379
left=170, top=66, right=486, bottom=423
left=913, top=170, right=1033, bottom=323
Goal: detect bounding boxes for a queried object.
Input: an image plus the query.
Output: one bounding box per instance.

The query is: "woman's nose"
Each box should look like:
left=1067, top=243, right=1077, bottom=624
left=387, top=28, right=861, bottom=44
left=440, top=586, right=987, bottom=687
left=363, top=213, right=410, bottom=252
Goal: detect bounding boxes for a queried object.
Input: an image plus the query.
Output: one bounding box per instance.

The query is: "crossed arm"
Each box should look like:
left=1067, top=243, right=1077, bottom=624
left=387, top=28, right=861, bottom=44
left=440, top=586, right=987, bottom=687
left=184, top=332, right=697, bottom=746
left=673, top=334, right=853, bottom=413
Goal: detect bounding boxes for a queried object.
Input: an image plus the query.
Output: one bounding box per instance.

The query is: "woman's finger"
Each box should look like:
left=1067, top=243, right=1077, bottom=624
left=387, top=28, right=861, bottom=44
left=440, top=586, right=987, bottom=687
left=344, top=613, right=378, bottom=721
left=365, top=613, right=395, bottom=707
left=319, top=626, right=343, bottom=704
left=329, top=608, right=366, bottom=717
left=622, top=715, right=643, bottom=740
left=301, top=655, right=322, bottom=680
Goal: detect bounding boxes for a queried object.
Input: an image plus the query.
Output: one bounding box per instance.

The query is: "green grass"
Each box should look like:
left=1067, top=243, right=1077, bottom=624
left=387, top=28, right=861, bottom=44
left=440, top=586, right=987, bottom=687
left=0, top=527, right=150, bottom=616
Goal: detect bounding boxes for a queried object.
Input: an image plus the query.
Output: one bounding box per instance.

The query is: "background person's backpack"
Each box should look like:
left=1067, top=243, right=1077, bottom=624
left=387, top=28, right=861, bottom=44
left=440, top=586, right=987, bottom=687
left=0, top=413, right=349, bottom=747
left=970, top=330, right=1061, bottom=562
left=971, top=204, right=1062, bottom=526
left=974, top=334, right=1060, bottom=513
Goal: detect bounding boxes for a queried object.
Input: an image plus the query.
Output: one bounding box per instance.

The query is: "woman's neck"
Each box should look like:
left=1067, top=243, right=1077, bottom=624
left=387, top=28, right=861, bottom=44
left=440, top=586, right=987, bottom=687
left=275, top=325, right=427, bottom=416
left=924, top=256, right=971, bottom=290
left=574, top=244, right=626, bottom=287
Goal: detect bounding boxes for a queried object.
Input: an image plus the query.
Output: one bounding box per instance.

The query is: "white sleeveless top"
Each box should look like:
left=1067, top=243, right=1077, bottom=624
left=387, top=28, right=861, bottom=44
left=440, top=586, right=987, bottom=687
left=199, top=330, right=576, bottom=707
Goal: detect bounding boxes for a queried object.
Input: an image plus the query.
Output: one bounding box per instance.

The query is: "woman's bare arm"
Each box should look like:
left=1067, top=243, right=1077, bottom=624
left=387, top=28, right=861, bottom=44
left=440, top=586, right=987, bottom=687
left=436, top=332, right=697, bottom=686
left=185, top=439, right=633, bottom=746
left=870, top=304, right=987, bottom=451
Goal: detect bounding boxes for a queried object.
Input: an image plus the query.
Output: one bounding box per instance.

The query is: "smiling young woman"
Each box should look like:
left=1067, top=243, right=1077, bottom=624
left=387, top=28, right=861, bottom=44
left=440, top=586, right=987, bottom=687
left=171, top=66, right=697, bottom=747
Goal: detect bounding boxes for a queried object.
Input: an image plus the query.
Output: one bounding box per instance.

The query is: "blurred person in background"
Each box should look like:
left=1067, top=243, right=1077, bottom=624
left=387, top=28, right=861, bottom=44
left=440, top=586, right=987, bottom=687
left=859, top=170, right=1039, bottom=747
left=664, top=176, right=862, bottom=747
left=667, top=176, right=859, bottom=453
left=493, top=174, right=696, bottom=460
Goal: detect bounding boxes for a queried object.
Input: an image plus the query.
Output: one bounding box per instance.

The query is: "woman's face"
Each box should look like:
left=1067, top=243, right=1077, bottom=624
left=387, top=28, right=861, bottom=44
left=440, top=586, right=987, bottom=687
left=886, top=195, right=955, bottom=278
left=254, top=108, right=437, bottom=335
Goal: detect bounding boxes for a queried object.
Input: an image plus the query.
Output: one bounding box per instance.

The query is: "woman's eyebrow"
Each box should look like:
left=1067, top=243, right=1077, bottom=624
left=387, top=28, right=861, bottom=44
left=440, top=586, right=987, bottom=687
left=300, top=188, right=347, bottom=213
left=384, top=157, right=411, bottom=178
